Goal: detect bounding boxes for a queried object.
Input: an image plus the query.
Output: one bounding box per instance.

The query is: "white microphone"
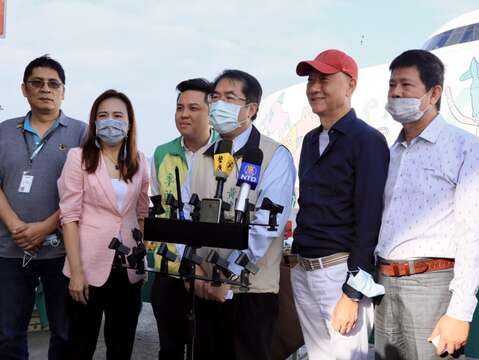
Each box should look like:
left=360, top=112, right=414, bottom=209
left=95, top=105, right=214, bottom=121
left=235, top=148, right=263, bottom=223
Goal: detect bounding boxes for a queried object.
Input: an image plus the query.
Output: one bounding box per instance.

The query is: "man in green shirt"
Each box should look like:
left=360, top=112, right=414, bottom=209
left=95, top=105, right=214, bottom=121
left=149, top=78, right=217, bottom=360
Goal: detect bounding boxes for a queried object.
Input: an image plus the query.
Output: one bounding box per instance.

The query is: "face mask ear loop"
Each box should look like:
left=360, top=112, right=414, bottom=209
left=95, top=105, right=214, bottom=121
left=244, top=102, right=254, bottom=122
left=95, top=137, right=101, bottom=149
left=238, top=103, right=253, bottom=127
left=421, top=89, right=434, bottom=115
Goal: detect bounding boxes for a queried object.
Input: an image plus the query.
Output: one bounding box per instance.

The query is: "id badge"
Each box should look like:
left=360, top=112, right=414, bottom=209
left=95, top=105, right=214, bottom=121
left=43, top=233, right=61, bottom=247
left=18, top=171, right=34, bottom=193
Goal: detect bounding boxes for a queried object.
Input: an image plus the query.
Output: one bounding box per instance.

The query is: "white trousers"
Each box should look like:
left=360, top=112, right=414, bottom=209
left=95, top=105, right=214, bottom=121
left=291, top=262, right=373, bottom=360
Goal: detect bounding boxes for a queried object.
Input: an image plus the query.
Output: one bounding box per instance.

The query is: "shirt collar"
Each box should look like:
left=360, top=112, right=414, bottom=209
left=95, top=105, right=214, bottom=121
left=23, top=114, right=36, bottom=135
left=228, top=125, right=252, bottom=154
left=393, top=114, right=445, bottom=147
left=320, top=108, right=356, bottom=134
left=21, top=110, right=67, bottom=131
left=180, top=136, right=192, bottom=153
left=417, top=114, right=445, bottom=144
left=203, top=125, right=260, bottom=158
left=180, top=129, right=215, bottom=154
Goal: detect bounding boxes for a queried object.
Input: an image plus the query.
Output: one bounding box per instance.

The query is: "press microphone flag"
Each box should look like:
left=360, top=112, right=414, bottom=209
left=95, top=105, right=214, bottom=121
left=235, top=148, right=263, bottom=223
left=213, top=140, right=234, bottom=199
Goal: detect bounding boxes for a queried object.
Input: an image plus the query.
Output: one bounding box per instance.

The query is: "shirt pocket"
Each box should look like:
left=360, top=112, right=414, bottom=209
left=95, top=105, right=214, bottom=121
left=324, top=262, right=348, bottom=283
left=412, top=166, right=455, bottom=216
left=421, top=166, right=456, bottom=190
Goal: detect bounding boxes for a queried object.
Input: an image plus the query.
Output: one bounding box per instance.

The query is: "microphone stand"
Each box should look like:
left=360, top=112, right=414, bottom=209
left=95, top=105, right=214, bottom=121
left=178, top=245, right=204, bottom=360
left=143, top=196, right=283, bottom=360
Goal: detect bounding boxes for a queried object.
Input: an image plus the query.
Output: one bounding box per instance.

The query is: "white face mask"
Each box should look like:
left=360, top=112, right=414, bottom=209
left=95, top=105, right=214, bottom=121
left=95, top=118, right=129, bottom=145
left=385, top=92, right=431, bottom=124
left=209, top=100, right=244, bottom=134
left=347, top=268, right=385, bottom=298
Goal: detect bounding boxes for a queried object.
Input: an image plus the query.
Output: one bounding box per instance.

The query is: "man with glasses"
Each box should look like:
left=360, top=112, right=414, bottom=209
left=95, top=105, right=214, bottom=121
left=0, top=55, right=86, bottom=359
left=181, top=69, right=296, bottom=360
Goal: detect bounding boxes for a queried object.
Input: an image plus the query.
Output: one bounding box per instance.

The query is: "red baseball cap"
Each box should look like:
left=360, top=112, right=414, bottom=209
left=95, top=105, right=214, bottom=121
left=296, top=49, right=358, bottom=81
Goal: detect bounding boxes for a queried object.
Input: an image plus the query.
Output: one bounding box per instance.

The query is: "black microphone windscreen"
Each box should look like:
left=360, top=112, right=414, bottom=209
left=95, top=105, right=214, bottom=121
left=215, top=139, right=233, bottom=155
left=242, top=148, right=263, bottom=166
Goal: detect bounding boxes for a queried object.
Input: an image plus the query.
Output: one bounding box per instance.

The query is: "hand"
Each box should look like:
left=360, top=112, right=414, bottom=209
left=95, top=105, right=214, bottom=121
left=184, top=278, right=208, bottom=298
left=184, top=265, right=208, bottom=299
left=11, top=221, right=48, bottom=252
left=204, top=282, right=231, bottom=303
left=7, top=218, right=28, bottom=236
left=331, top=293, right=359, bottom=335
left=69, top=271, right=90, bottom=305
left=428, top=314, right=469, bottom=355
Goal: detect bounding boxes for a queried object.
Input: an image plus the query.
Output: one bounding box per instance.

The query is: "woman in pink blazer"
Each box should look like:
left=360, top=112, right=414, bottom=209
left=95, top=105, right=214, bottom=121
left=58, top=89, right=149, bottom=360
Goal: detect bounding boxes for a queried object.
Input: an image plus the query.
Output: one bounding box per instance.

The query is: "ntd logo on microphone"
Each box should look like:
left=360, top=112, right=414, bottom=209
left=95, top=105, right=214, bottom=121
left=238, top=162, right=261, bottom=187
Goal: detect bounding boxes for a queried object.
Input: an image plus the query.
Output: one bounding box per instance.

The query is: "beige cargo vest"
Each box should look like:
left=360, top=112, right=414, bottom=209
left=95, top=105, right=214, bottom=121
left=191, top=128, right=284, bottom=293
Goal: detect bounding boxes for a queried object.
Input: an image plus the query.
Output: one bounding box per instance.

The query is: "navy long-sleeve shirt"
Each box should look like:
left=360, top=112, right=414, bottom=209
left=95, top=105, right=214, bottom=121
left=293, top=109, right=389, bottom=274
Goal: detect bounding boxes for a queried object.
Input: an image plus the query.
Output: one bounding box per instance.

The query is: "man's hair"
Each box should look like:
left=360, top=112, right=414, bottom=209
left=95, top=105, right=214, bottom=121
left=212, top=69, right=262, bottom=120
left=23, top=55, right=66, bottom=84
left=176, top=78, right=212, bottom=103
left=389, top=49, right=444, bottom=110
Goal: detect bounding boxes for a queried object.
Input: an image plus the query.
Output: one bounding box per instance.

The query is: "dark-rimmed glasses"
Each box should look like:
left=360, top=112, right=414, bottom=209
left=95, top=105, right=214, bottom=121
left=207, top=92, right=247, bottom=104
left=26, top=79, right=63, bottom=90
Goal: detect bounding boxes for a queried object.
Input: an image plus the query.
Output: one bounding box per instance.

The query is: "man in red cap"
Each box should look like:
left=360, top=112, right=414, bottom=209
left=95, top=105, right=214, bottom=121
left=290, top=49, right=389, bottom=359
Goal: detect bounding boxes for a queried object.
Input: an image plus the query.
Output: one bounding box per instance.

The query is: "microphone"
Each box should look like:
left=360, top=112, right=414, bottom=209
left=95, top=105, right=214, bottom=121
left=213, top=140, right=235, bottom=199
left=234, top=148, right=263, bottom=223
left=175, top=166, right=185, bottom=220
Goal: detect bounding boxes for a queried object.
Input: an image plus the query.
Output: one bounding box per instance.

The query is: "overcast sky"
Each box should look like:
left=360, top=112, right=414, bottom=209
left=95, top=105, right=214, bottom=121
left=1, top=0, right=478, bottom=155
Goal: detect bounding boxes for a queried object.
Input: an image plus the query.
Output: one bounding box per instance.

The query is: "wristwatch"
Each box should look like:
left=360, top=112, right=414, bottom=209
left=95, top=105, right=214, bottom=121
left=342, top=282, right=363, bottom=302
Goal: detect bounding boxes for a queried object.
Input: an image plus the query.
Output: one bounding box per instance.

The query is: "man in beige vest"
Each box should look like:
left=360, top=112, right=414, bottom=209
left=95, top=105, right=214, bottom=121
left=181, top=69, right=296, bottom=360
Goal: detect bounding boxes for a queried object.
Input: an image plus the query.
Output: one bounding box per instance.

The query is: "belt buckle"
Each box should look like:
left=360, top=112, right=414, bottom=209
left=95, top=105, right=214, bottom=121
left=408, top=260, right=416, bottom=275
left=300, top=257, right=308, bottom=271
left=300, top=257, right=316, bottom=271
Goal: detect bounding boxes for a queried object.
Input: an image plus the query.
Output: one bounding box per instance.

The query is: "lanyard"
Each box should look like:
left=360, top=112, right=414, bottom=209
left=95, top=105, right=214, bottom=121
left=21, top=124, right=57, bottom=163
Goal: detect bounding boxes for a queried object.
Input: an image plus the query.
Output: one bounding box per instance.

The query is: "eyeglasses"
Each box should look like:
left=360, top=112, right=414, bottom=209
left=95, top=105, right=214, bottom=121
left=207, top=92, right=247, bottom=104
left=26, top=79, right=63, bottom=90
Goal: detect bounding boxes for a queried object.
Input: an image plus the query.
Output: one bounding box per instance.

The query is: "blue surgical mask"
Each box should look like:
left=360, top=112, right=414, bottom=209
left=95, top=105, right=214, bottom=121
left=95, top=119, right=128, bottom=146
left=209, top=100, right=242, bottom=134
left=347, top=268, right=385, bottom=298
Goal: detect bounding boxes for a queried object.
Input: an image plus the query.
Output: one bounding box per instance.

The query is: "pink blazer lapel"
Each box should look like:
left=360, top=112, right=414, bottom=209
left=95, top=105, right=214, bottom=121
left=95, top=155, right=121, bottom=214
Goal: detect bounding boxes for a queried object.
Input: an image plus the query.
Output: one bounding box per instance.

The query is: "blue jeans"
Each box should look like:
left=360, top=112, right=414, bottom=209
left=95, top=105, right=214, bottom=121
left=0, top=257, right=68, bottom=360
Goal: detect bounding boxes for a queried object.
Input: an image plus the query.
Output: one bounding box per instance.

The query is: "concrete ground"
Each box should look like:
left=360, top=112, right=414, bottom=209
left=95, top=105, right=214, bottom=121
left=28, top=302, right=310, bottom=359
left=29, top=303, right=159, bottom=360
left=27, top=306, right=479, bottom=360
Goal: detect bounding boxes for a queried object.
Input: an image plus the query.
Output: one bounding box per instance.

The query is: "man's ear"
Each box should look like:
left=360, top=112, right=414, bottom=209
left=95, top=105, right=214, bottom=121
left=247, top=102, right=258, bottom=120
left=346, top=77, right=357, bottom=98
left=430, top=85, right=443, bottom=107
left=21, top=83, right=27, bottom=98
